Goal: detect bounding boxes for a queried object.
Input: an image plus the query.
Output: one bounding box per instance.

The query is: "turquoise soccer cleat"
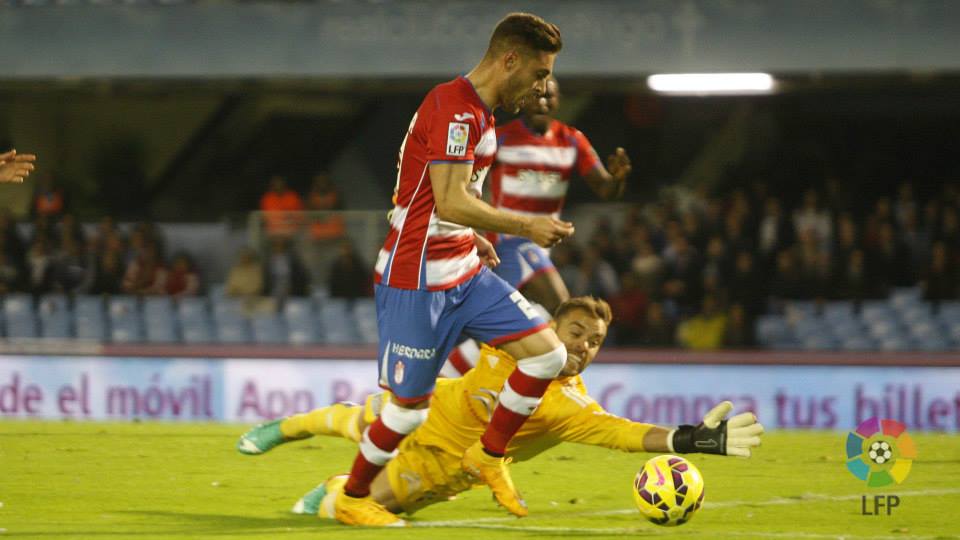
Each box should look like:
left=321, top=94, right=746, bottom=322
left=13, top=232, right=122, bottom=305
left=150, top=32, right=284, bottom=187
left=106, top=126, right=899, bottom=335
left=292, top=475, right=348, bottom=517
left=236, top=419, right=292, bottom=455
left=291, top=483, right=328, bottom=515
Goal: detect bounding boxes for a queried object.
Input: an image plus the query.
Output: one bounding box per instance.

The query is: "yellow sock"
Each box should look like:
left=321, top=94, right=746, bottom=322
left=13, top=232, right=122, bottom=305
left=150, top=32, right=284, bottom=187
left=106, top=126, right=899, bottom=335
left=281, top=403, right=362, bottom=442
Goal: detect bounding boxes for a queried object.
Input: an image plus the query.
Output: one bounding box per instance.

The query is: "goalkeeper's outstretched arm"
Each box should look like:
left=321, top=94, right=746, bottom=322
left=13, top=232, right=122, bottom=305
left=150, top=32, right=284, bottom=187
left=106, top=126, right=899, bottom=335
left=558, top=400, right=763, bottom=458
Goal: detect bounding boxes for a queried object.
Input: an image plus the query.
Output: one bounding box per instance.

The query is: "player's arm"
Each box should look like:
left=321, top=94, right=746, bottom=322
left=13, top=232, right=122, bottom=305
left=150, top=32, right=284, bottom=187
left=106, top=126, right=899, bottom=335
left=429, top=162, right=574, bottom=248
left=557, top=400, right=763, bottom=457
left=0, top=149, right=37, bottom=183
left=583, top=147, right=631, bottom=200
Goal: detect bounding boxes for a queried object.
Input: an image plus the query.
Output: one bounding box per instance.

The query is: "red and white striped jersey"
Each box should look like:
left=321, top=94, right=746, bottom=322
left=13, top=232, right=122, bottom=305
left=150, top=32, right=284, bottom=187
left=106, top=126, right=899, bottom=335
left=375, top=76, right=497, bottom=291
left=489, top=119, right=601, bottom=219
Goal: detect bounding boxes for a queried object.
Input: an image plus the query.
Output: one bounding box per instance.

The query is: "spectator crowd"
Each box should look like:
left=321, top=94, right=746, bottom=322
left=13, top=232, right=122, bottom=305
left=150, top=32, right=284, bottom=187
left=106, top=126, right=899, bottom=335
left=4, top=172, right=958, bottom=350
left=553, top=181, right=960, bottom=348
left=0, top=172, right=371, bottom=309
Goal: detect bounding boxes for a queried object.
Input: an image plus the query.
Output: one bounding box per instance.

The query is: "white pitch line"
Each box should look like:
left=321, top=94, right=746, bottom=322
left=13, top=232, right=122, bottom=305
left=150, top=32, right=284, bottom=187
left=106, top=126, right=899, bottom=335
left=413, top=487, right=960, bottom=532
left=413, top=525, right=954, bottom=540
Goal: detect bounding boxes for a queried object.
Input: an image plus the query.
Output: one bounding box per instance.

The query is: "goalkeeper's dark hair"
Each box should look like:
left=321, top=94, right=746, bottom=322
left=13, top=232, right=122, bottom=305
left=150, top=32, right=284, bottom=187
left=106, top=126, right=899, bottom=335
left=487, top=12, right=563, bottom=57
left=553, top=296, right=613, bottom=326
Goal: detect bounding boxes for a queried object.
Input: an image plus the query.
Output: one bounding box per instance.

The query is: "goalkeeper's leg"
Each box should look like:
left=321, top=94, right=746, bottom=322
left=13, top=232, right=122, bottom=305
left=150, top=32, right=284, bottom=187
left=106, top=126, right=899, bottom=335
left=295, top=436, right=473, bottom=517
left=281, top=402, right=365, bottom=442
left=237, top=396, right=380, bottom=455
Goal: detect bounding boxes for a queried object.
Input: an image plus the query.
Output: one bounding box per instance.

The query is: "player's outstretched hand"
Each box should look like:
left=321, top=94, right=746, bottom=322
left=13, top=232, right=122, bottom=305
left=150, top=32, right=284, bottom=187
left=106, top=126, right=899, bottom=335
left=0, top=150, right=37, bottom=183
left=606, top=147, right=631, bottom=182
left=671, top=401, right=764, bottom=458
left=474, top=233, right=500, bottom=268
left=526, top=216, right=574, bottom=248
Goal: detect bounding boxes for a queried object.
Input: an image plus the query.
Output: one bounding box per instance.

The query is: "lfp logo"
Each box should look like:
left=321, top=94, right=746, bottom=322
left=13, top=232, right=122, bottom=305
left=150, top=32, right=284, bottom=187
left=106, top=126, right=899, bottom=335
left=846, top=417, right=916, bottom=487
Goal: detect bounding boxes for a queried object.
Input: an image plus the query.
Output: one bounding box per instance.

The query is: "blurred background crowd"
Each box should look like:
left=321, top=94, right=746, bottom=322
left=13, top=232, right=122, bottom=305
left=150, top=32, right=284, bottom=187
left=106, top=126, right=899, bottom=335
left=3, top=1, right=960, bottom=349
left=2, top=165, right=957, bottom=349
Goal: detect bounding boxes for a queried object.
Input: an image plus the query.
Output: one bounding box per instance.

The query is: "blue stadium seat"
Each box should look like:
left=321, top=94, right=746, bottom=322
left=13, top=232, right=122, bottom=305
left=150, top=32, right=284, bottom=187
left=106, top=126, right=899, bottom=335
left=73, top=295, right=106, bottom=341
left=861, top=301, right=895, bottom=324
left=108, top=296, right=143, bottom=343
left=251, top=314, right=287, bottom=344
left=823, top=301, right=855, bottom=323
left=3, top=294, right=38, bottom=338
left=899, top=305, right=933, bottom=325
left=907, top=320, right=940, bottom=341
left=319, top=298, right=358, bottom=344
left=916, top=337, right=951, bottom=351
left=802, top=334, right=838, bottom=350
left=828, top=318, right=865, bottom=340
left=143, top=297, right=178, bottom=342
left=37, top=294, right=69, bottom=315
left=311, top=286, right=331, bottom=302
left=178, top=297, right=210, bottom=322
left=283, top=298, right=313, bottom=319
left=755, top=315, right=789, bottom=346
left=6, top=321, right=38, bottom=338
left=108, top=295, right=139, bottom=318
left=145, top=324, right=180, bottom=343
left=283, top=298, right=319, bottom=345
left=946, top=322, right=960, bottom=346
left=40, top=313, right=72, bottom=339
left=208, top=283, right=227, bottom=300
left=3, top=293, right=34, bottom=318
left=353, top=298, right=378, bottom=345
left=879, top=337, right=911, bottom=351
left=936, top=302, right=960, bottom=324
left=143, top=296, right=174, bottom=319
left=889, top=286, right=922, bottom=311
left=212, top=296, right=245, bottom=320
left=182, top=321, right=214, bottom=344
left=770, top=339, right=800, bottom=350
left=840, top=336, right=874, bottom=351
left=37, top=295, right=72, bottom=339
left=75, top=318, right=106, bottom=341
left=216, top=318, right=250, bottom=343
left=868, top=319, right=904, bottom=340
left=792, top=318, right=829, bottom=340
left=74, top=295, right=104, bottom=316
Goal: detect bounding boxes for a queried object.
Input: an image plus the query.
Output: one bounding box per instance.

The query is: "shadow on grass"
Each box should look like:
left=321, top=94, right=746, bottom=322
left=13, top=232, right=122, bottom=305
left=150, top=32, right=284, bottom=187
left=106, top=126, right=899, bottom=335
left=4, top=510, right=344, bottom=537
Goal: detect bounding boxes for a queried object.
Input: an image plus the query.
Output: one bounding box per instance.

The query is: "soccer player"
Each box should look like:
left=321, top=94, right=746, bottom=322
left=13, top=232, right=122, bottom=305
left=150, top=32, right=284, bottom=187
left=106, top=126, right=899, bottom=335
left=489, top=76, right=632, bottom=315
left=327, top=13, right=575, bottom=526
left=444, top=77, right=631, bottom=376
left=0, top=149, right=37, bottom=183
left=237, top=296, right=764, bottom=517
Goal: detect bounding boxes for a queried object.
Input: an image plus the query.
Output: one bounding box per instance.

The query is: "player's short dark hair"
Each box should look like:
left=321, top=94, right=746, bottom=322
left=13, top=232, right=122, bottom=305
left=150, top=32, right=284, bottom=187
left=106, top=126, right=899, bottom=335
left=487, top=12, right=563, bottom=57
left=554, top=296, right=613, bottom=326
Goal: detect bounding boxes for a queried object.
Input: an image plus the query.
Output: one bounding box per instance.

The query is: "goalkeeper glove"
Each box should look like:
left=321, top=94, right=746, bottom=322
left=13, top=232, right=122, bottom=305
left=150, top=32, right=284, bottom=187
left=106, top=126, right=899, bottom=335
left=670, top=401, right=764, bottom=457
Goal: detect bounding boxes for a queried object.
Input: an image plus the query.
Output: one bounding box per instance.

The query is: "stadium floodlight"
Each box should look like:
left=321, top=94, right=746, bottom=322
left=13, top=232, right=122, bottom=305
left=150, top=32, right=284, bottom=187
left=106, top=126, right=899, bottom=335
left=646, top=73, right=776, bottom=95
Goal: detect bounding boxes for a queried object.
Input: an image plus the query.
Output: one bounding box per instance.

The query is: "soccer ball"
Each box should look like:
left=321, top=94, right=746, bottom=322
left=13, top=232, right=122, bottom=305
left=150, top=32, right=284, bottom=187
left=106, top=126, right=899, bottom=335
left=632, top=455, right=705, bottom=526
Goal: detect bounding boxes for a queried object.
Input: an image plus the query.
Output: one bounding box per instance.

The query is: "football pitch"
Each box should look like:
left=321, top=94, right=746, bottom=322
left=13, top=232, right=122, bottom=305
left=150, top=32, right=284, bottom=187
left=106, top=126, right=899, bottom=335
left=1, top=422, right=959, bottom=540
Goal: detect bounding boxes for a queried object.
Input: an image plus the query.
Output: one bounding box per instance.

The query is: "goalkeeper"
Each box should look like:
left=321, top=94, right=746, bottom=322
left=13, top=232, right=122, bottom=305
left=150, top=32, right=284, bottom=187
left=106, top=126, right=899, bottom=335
left=237, top=296, right=764, bottom=517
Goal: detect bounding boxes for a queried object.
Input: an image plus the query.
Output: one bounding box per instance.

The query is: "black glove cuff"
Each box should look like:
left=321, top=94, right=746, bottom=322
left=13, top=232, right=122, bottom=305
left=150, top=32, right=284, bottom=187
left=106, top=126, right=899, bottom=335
left=672, top=421, right=727, bottom=455
left=671, top=425, right=697, bottom=454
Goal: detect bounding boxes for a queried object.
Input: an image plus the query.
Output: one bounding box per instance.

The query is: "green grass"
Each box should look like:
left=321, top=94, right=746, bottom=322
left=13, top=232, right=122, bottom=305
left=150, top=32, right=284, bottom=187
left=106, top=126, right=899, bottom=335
left=1, top=422, right=959, bottom=539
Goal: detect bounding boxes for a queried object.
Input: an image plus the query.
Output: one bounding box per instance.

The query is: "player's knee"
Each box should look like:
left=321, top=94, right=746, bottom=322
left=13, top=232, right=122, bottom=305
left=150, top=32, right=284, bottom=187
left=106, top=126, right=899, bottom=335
left=381, top=400, right=428, bottom=435
left=517, top=344, right=567, bottom=379
left=500, top=380, right=543, bottom=415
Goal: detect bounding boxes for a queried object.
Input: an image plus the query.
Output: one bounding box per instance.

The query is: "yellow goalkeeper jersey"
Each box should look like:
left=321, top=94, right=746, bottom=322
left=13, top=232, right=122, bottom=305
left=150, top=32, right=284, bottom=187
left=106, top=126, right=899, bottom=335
left=410, top=345, right=654, bottom=461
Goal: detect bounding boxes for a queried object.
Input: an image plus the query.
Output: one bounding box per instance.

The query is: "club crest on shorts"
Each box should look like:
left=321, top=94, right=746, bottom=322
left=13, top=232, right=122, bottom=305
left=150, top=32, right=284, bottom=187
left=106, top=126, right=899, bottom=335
left=394, top=360, right=405, bottom=384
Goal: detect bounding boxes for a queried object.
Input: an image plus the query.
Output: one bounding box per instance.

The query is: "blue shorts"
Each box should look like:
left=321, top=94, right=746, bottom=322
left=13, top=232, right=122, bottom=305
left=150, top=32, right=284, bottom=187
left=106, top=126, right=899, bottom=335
left=375, top=267, right=548, bottom=402
left=492, top=235, right=556, bottom=290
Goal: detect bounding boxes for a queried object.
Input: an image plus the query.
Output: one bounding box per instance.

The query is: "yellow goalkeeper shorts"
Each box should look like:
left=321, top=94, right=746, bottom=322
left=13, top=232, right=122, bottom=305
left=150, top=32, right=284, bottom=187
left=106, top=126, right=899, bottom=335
left=386, top=435, right=478, bottom=514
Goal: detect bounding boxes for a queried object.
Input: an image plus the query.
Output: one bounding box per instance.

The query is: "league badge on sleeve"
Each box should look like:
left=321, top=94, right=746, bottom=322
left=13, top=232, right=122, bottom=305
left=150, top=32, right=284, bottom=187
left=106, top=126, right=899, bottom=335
left=447, top=122, right=469, bottom=157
